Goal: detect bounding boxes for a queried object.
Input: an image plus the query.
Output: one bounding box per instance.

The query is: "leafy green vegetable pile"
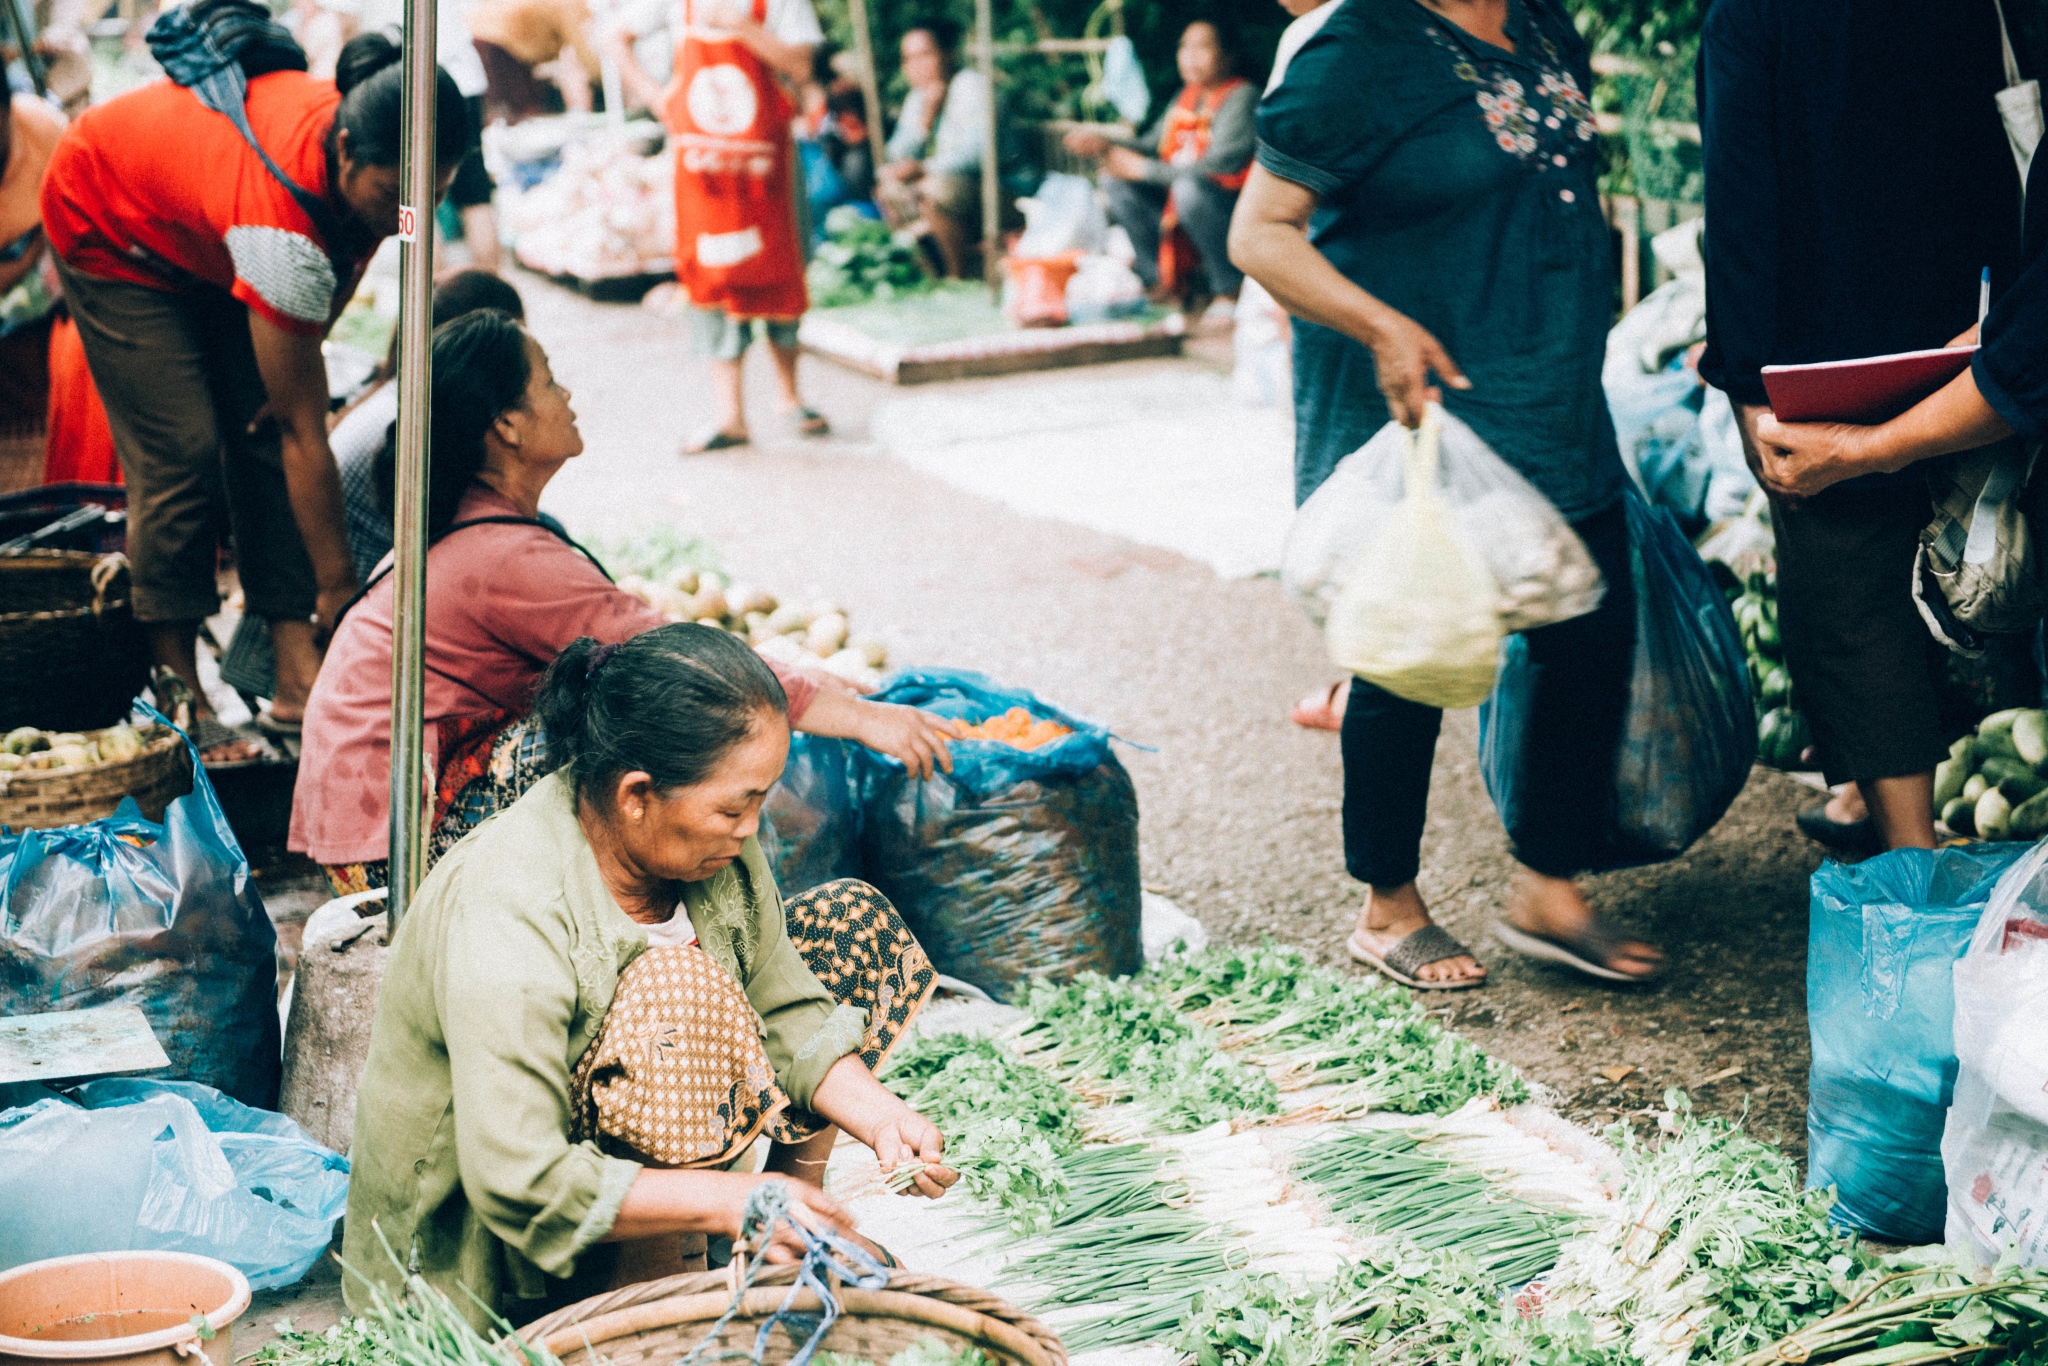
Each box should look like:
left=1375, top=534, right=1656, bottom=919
left=816, top=1342, right=990, bottom=1366
left=807, top=206, right=936, bottom=308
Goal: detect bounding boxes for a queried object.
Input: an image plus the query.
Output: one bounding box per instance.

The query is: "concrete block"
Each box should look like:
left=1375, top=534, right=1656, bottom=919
left=279, top=891, right=390, bottom=1156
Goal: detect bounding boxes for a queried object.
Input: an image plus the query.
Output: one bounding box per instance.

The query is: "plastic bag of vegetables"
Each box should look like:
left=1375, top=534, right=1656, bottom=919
left=1285, top=405, right=1604, bottom=708
left=1806, top=842, right=2028, bottom=1245
left=759, top=734, right=865, bottom=898
left=854, top=670, right=1141, bottom=1003
left=0, top=713, right=281, bottom=1108
left=1480, top=487, right=1756, bottom=870
left=1942, top=837, right=2048, bottom=1269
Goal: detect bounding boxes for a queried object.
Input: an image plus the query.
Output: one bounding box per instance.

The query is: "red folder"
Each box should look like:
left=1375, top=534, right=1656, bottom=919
left=1761, top=346, right=1977, bottom=423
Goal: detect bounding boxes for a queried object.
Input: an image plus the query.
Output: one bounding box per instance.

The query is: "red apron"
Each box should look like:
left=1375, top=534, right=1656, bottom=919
left=662, top=0, right=808, bottom=319
left=1157, top=76, right=1252, bottom=295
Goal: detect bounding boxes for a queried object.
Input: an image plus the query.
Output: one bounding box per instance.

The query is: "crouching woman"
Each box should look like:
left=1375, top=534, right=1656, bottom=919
left=343, top=624, right=956, bottom=1327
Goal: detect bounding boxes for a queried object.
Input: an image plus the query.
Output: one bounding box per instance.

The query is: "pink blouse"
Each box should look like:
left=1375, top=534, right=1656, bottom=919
left=289, top=485, right=815, bottom=865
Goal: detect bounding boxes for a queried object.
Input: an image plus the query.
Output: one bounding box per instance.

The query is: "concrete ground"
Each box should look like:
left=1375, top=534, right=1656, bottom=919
left=236, top=268, right=1830, bottom=1350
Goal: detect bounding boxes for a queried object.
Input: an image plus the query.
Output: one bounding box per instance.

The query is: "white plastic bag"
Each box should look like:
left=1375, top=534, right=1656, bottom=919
left=1013, top=173, right=1106, bottom=260
left=1285, top=406, right=1606, bottom=707
left=1941, top=838, right=2048, bottom=1269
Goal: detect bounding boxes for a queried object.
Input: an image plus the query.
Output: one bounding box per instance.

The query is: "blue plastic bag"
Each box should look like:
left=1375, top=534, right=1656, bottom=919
left=0, top=1077, right=347, bottom=1287
left=1807, top=843, right=2030, bottom=1243
left=855, top=670, right=1142, bottom=1002
left=0, top=716, right=282, bottom=1107
left=760, top=734, right=865, bottom=897
left=1479, top=486, right=1755, bottom=871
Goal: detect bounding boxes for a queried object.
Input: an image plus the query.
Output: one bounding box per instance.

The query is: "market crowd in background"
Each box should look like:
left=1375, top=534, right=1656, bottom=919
left=3, top=0, right=2048, bottom=989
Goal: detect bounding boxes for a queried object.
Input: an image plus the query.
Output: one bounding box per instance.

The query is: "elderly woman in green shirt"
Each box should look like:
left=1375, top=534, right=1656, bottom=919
left=343, top=624, right=957, bottom=1327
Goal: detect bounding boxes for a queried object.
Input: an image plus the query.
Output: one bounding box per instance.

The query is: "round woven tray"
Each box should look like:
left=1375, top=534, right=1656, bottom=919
left=511, top=1266, right=1067, bottom=1366
left=0, top=552, right=150, bottom=733
left=0, top=727, right=192, bottom=830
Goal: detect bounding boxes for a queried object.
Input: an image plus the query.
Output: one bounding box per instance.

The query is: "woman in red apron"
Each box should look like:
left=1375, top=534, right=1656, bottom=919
left=614, top=0, right=827, bottom=453
left=1063, top=20, right=1257, bottom=311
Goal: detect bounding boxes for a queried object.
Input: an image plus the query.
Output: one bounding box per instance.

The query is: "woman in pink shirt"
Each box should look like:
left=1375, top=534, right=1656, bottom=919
left=291, top=309, right=953, bottom=893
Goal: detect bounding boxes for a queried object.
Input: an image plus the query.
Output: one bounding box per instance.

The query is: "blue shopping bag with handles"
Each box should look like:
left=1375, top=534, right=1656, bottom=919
left=0, top=709, right=281, bottom=1107
left=854, top=670, right=1142, bottom=1001
left=1479, top=486, right=1756, bottom=871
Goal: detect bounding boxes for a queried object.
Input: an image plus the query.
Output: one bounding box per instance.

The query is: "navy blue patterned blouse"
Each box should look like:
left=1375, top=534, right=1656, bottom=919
left=1258, top=0, right=1628, bottom=518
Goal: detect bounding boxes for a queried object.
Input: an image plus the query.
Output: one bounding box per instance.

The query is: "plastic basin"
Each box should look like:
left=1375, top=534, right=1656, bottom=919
left=0, top=1253, right=250, bottom=1366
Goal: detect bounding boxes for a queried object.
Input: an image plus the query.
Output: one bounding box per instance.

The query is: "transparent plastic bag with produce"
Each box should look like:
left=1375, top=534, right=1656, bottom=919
left=1806, top=843, right=2029, bottom=1245
left=1285, top=406, right=1604, bottom=709
left=759, top=734, right=865, bottom=898
left=0, top=1078, right=347, bottom=1287
left=1480, top=487, right=1755, bottom=868
left=0, top=711, right=280, bottom=1107
left=1941, top=838, right=2048, bottom=1268
left=853, top=670, right=1142, bottom=1003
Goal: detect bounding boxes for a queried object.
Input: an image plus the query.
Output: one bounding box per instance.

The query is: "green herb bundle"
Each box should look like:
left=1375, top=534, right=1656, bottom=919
left=1293, top=1130, right=1574, bottom=1287
left=239, top=1319, right=399, bottom=1366
left=1153, top=943, right=1526, bottom=1113
left=806, top=208, right=936, bottom=308
left=1734, top=1247, right=2048, bottom=1366
left=883, top=1032, right=1082, bottom=1234
left=1016, top=972, right=1281, bottom=1131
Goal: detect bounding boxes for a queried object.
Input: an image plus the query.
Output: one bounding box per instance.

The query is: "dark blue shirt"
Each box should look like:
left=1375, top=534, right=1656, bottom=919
left=1258, top=0, right=1628, bottom=518
left=1977, top=149, right=2048, bottom=443
left=1698, top=0, right=2021, bottom=410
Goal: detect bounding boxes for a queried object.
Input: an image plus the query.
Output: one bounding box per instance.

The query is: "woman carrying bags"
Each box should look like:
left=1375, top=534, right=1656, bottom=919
left=610, top=0, right=828, bottom=454
left=39, top=12, right=470, bottom=756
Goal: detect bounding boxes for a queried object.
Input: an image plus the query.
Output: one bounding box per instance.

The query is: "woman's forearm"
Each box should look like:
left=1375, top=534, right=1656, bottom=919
left=808, top=1054, right=912, bottom=1148
left=1228, top=173, right=1398, bottom=351
left=603, top=1168, right=753, bottom=1241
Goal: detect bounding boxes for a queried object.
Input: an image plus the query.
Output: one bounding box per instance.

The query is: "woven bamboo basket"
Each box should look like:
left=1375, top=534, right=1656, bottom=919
left=0, top=726, right=192, bottom=830
left=511, top=1266, right=1067, bottom=1366
left=0, top=551, right=151, bottom=732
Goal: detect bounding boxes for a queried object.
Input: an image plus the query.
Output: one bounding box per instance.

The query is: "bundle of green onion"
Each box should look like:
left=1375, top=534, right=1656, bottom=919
left=1292, top=1129, right=1573, bottom=1287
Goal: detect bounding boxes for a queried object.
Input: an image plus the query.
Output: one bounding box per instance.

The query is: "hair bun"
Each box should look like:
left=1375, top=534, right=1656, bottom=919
left=335, top=30, right=401, bottom=94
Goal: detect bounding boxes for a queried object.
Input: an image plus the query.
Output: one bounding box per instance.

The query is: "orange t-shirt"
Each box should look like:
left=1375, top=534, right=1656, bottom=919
left=40, top=71, right=370, bottom=336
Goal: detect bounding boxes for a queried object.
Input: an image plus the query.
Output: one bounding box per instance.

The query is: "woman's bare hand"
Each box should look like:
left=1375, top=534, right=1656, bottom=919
left=743, top=1175, right=857, bottom=1263
left=1062, top=129, right=1110, bottom=157
left=871, top=1109, right=958, bottom=1200
left=1365, top=310, right=1470, bottom=427
left=1102, top=146, right=1151, bottom=181
left=852, top=701, right=955, bottom=780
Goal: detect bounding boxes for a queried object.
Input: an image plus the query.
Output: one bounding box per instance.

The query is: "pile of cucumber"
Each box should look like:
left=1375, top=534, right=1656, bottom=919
left=1936, top=707, right=2048, bottom=840
left=1727, top=572, right=1811, bottom=770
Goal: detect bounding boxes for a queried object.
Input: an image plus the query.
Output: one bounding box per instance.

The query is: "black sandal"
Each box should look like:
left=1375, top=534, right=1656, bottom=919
left=1796, top=804, right=1885, bottom=855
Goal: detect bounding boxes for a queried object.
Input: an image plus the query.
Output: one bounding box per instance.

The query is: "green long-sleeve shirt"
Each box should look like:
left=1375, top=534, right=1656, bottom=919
left=340, top=769, right=867, bottom=1327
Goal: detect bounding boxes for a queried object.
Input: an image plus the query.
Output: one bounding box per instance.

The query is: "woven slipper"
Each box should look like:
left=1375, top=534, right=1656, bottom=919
left=792, top=406, right=831, bottom=437
left=684, top=428, right=750, bottom=454
left=1493, top=917, right=1661, bottom=983
left=1291, top=679, right=1347, bottom=731
left=186, top=714, right=266, bottom=766
left=1347, top=922, right=1487, bottom=990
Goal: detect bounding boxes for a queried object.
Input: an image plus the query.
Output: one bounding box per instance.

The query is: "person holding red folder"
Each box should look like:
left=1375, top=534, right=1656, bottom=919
left=1699, top=0, right=2023, bottom=855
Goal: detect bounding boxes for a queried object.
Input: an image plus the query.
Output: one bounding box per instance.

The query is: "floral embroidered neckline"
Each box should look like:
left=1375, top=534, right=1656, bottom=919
left=1425, top=11, right=1596, bottom=169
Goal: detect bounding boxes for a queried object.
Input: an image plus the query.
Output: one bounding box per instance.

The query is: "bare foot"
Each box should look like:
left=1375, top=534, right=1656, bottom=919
left=1824, top=782, right=1867, bottom=825
left=1505, top=868, right=1661, bottom=980
left=1348, top=881, right=1485, bottom=986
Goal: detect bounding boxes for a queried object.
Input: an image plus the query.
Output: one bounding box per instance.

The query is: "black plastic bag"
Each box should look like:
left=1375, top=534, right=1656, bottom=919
left=0, top=719, right=281, bottom=1107
left=855, top=670, right=1141, bottom=1003
left=760, top=734, right=864, bottom=897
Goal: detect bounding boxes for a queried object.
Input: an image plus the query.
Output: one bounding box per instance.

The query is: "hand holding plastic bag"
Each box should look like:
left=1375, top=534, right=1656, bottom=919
left=1293, top=406, right=1604, bottom=708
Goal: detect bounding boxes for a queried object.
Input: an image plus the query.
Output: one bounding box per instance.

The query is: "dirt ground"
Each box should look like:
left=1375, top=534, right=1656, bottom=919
left=237, top=270, right=1833, bottom=1349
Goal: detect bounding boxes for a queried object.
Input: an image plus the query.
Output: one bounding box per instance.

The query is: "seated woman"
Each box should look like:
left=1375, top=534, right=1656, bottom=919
left=290, top=310, right=955, bottom=894
left=877, top=18, right=992, bottom=279
left=343, top=623, right=957, bottom=1324
left=1063, top=20, right=1254, bottom=312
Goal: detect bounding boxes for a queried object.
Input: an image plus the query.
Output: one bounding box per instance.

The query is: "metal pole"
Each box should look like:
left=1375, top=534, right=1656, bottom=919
left=975, top=0, right=997, bottom=300
left=844, top=0, right=887, bottom=203
left=386, top=0, right=438, bottom=936
left=4, top=0, right=49, bottom=100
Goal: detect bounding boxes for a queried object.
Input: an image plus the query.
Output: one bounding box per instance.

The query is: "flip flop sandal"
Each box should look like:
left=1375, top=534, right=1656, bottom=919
left=1493, top=917, right=1661, bottom=984
left=253, top=710, right=302, bottom=737
left=1347, top=922, right=1487, bottom=990
left=684, top=428, right=750, bottom=454
left=793, top=406, right=831, bottom=437
left=1291, top=680, right=1347, bottom=731
left=185, top=714, right=267, bottom=766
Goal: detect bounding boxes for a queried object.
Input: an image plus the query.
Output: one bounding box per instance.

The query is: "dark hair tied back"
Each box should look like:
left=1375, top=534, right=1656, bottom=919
left=536, top=625, right=790, bottom=809
left=332, top=30, right=472, bottom=168
left=372, top=307, right=531, bottom=535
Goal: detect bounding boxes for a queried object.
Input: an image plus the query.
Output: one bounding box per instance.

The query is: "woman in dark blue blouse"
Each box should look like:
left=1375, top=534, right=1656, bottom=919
left=1233, top=0, right=1660, bottom=985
